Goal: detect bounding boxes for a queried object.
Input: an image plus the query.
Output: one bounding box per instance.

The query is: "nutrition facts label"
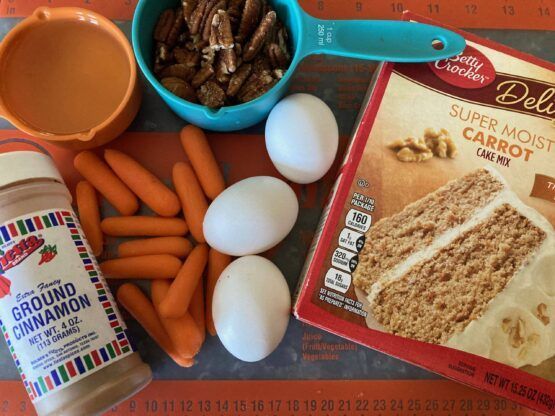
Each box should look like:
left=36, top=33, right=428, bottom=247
left=323, top=185, right=375, bottom=314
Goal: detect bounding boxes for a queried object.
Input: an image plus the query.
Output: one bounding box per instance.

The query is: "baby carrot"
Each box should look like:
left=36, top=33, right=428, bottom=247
left=104, top=149, right=181, bottom=217
left=172, top=162, right=208, bottom=243
left=101, top=255, right=182, bottom=279
left=117, top=283, right=193, bottom=368
left=158, top=244, right=209, bottom=318
left=101, top=216, right=188, bottom=237
left=179, top=125, right=225, bottom=200
left=189, top=275, right=205, bottom=341
left=206, top=248, right=231, bottom=336
left=76, top=181, right=103, bottom=257
left=151, top=280, right=204, bottom=358
left=118, top=237, right=193, bottom=258
left=74, top=151, right=139, bottom=216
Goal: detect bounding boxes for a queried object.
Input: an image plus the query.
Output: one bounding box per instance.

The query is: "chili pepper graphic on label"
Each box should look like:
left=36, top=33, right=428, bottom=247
left=38, top=244, right=58, bottom=265
left=0, top=274, right=11, bottom=299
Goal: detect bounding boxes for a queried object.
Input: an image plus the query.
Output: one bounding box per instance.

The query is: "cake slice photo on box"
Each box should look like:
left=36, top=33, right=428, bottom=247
left=353, top=166, right=555, bottom=371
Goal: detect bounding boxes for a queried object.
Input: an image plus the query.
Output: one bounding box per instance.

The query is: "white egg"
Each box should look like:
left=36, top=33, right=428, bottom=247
left=213, top=256, right=291, bottom=362
left=265, top=93, right=339, bottom=184
left=203, top=176, right=298, bottom=256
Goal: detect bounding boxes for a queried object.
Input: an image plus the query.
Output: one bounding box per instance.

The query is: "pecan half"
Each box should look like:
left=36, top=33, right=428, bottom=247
left=236, top=0, right=261, bottom=42
left=234, top=42, right=243, bottom=58
left=210, top=10, right=235, bottom=50
left=228, top=0, right=245, bottom=30
left=166, top=8, right=185, bottom=49
left=237, top=71, right=275, bottom=102
left=155, top=42, right=173, bottom=65
left=154, top=9, right=175, bottom=43
left=243, top=11, right=276, bottom=62
left=197, top=81, right=226, bottom=108
left=227, top=63, right=252, bottom=97
left=182, top=0, right=198, bottom=25
left=201, top=0, right=227, bottom=41
left=174, top=47, right=201, bottom=67
left=189, top=0, right=211, bottom=35
left=252, top=54, right=271, bottom=74
left=192, top=64, right=215, bottom=88
left=215, top=55, right=231, bottom=84
left=159, top=64, right=196, bottom=82
left=277, top=26, right=291, bottom=60
left=161, top=77, right=197, bottom=102
left=220, top=48, right=237, bottom=73
left=267, top=42, right=288, bottom=68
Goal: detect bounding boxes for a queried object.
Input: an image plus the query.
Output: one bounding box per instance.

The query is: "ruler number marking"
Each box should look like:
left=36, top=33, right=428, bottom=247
left=538, top=6, right=550, bottom=16
left=465, top=3, right=478, bottom=14
left=427, top=3, right=441, bottom=13
left=391, top=2, right=404, bottom=13
left=502, top=5, right=516, bottom=15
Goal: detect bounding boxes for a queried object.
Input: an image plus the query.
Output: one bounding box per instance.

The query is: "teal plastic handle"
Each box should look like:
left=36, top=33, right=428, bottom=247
left=300, top=14, right=466, bottom=62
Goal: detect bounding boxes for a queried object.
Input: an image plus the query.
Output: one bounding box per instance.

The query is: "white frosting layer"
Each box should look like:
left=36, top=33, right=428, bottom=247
left=367, top=166, right=555, bottom=368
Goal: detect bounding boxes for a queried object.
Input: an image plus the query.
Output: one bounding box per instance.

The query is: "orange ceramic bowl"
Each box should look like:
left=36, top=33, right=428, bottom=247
left=0, top=7, right=141, bottom=150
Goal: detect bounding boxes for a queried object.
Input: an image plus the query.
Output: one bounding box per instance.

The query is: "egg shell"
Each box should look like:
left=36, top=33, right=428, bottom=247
left=213, top=255, right=291, bottom=362
left=265, top=93, right=339, bottom=184
left=203, top=176, right=299, bottom=256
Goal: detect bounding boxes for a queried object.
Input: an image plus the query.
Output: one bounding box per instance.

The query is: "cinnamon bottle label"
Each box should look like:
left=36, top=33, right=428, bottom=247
left=0, top=209, right=133, bottom=403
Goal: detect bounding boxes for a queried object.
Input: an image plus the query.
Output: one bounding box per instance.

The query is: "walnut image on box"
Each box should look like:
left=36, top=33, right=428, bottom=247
left=353, top=167, right=555, bottom=369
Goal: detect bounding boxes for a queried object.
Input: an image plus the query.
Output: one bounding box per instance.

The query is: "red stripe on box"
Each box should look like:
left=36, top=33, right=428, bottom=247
left=91, top=350, right=102, bottom=366
left=70, top=229, right=79, bottom=234
left=8, top=223, right=17, bottom=237
left=78, top=246, right=87, bottom=252
left=119, top=339, right=129, bottom=347
left=95, top=283, right=103, bottom=289
left=33, top=217, right=43, bottom=230
left=102, top=302, right=111, bottom=308
left=112, top=340, right=122, bottom=355
left=30, top=382, right=37, bottom=398
left=55, top=212, right=64, bottom=225
left=66, top=362, right=77, bottom=378
left=61, top=211, right=71, bottom=216
left=85, top=265, right=94, bottom=271
left=45, top=376, right=54, bottom=390
left=110, top=321, right=119, bottom=328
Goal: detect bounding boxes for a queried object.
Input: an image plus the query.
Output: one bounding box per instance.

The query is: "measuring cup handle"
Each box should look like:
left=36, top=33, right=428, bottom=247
left=299, top=14, right=466, bottom=62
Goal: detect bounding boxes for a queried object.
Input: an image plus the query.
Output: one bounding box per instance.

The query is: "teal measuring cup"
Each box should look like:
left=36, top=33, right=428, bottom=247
left=132, top=0, right=466, bottom=131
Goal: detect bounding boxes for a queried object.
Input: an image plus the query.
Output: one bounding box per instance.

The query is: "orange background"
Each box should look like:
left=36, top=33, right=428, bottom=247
left=0, top=0, right=553, bottom=414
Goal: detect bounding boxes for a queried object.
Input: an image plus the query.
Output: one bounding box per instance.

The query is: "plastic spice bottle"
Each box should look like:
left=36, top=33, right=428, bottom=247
left=0, top=151, right=151, bottom=416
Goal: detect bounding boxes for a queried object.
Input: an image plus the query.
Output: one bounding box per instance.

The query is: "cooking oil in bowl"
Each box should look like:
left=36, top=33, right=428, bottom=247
left=0, top=19, right=131, bottom=135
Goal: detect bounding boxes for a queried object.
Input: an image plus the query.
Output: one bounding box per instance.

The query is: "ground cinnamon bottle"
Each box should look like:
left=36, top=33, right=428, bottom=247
left=0, top=151, right=151, bottom=416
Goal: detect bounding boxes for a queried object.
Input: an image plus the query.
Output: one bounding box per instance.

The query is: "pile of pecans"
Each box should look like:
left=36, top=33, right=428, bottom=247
left=153, top=0, right=292, bottom=108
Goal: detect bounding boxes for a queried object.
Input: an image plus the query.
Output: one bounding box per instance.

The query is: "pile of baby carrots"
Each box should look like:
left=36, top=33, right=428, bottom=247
left=74, top=125, right=231, bottom=367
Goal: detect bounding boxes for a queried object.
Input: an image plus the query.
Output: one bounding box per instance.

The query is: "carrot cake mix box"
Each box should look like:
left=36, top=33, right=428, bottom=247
left=294, top=12, right=555, bottom=414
